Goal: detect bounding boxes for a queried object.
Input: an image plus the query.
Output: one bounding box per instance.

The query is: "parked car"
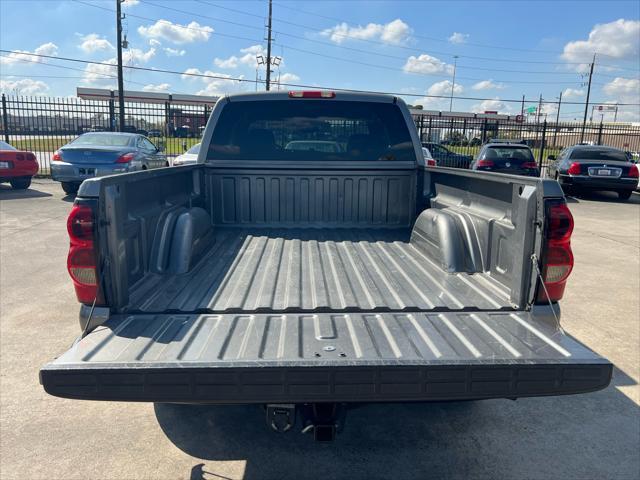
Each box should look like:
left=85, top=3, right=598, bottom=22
left=422, top=146, right=437, bottom=166
left=172, top=142, right=201, bottom=166
left=471, top=142, right=540, bottom=177
left=547, top=145, right=639, bottom=200
left=147, top=129, right=163, bottom=137
left=50, top=132, right=167, bottom=195
left=0, top=140, right=39, bottom=190
left=41, top=91, right=611, bottom=441
left=422, top=142, right=472, bottom=168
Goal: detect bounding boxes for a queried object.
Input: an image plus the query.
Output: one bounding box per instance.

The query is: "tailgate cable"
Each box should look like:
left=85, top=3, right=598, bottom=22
left=530, top=254, right=563, bottom=332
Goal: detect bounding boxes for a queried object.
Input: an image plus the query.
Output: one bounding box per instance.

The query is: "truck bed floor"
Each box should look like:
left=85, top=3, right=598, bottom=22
left=129, top=228, right=512, bottom=313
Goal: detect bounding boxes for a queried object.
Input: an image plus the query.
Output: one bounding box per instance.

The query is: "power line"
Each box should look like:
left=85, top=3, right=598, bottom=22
left=123, top=0, right=639, bottom=71
left=270, top=0, right=639, bottom=64
left=2, top=49, right=638, bottom=106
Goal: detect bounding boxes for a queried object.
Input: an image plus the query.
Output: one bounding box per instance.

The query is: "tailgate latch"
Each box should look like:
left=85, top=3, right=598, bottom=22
left=266, top=404, right=296, bottom=433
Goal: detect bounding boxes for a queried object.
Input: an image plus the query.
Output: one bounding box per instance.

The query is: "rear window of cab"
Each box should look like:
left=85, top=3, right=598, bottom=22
left=206, top=100, right=417, bottom=162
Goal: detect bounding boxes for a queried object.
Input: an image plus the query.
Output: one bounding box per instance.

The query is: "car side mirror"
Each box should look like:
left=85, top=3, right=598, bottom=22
left=547, top=155, right=556, bottom=161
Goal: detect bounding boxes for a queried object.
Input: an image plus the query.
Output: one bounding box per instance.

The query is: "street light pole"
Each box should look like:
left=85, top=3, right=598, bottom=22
left=115, top=0, right=125, bottom=132
left=265, top=0, right=273, bottom=91
left=449, top=55, right=458, bottom=112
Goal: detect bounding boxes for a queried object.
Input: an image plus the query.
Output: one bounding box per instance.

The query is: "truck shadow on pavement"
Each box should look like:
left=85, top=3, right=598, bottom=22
left=0, top=184, right=52, bottom=199
left=155, top=367, right=639, bottom=480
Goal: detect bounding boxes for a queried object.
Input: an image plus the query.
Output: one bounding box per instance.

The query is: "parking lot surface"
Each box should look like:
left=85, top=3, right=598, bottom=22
left=1, top=180, right=638, bottom=480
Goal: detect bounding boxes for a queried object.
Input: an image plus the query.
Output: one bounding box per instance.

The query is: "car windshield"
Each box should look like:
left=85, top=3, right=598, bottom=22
left=207, top=100, right=416, bottom=162
left=0, top=141, right=16, bottom=151
left=484, top=146, right=535, bottom=162
left=186, top=143, right=201, bottom=155
left=570, top=148, right=628, bottom=162
left=71, top=134, right=132, bottom=147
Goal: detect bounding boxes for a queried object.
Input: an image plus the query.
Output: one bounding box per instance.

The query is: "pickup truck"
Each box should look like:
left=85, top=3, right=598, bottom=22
left=41, top=91, right=611, bottom=441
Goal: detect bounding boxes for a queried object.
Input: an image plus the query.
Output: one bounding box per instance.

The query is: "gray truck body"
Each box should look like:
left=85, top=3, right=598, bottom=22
left=40, top=92, right=611, bottom=404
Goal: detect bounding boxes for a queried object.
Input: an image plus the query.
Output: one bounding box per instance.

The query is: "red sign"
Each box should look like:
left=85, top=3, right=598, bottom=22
left=515, top=114, right=524, bottom=123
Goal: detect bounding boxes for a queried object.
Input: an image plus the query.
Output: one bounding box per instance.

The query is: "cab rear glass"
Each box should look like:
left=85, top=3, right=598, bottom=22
left=206, top=100, right=417, bottom=162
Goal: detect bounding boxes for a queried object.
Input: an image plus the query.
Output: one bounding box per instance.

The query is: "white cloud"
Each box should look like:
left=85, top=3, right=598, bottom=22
left=180, top=68, right=242, bottom=96
left=601, top=77, right=640, bottom=121
left=149, top=39, right=161, bottom=48
left=122, top=0, right=139, bottom=5
left=138, top=19, right=213, bottom=44
left=278, top=73, right=300, bottom=84
left=427, top=80, right=463, bottom=96
left=448, top=32, right=469, bottom=44
left=403, top=54, right=453, bottom=75
left=164, top=47, right=186, bottom=57
left=0, top=42, right=59, bottom=65
left=142, top=83, right=171, bottom=92
left=214, top=56, right=239, bottom=69
left=214, top=45, right=278, bottom=69
left=562, top=88, right=585, bottom=98
left=0, top=78, right=49, bottom=95
left=79, top=33, right=114, bottom=54
left=561, top=19, right=640, bottom=71
left=321, top=19, right=411, bottom=45
left=82, top=48, right=155, bottom=84
left=471, top=98, right=510, bottom=114
left=603, top=77, right=640, bottom=96
left=472, top=80, right=506, bottom=91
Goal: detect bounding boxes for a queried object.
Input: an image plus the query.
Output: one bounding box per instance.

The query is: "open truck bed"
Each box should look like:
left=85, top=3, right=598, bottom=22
left=41, top=92, right=610, bottom=437
left=128, top=227, right=512, bottom=313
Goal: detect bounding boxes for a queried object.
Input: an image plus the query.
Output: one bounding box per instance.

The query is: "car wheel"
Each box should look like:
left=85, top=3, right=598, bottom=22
left=61, top=182, right=79, bottom=195
left=617, top=190, right=633, bottom=200
left=10, top=177, right=32, bottom=190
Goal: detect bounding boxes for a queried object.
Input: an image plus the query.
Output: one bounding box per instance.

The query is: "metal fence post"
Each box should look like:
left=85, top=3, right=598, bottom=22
left=538, top=120, right=547, bottom=171
left=597, top=121, right=603, bottom=145
left=1, top=94, right=9, bottom=142
left=427, top=117, right=432, bottom=142
left=108, top=99, right=115, bottom=132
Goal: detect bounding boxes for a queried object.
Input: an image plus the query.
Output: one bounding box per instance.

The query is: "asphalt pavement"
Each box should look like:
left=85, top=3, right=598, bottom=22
left=1, top=180, right=638, bottom=480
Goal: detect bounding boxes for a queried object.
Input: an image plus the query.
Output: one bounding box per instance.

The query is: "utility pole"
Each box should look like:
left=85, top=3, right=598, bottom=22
left=520, top=95, right=525, bottom=117
left=536, top=94, right=543, bottom=125
left=265, top=0, right=273, bottom=91
left=580, top=53, right=595, bottom=143
left=116, top=0, right=125, bottom=131
left=449, top=55, right=459, bottom=112
left=553, top=91, right=562, bottom=148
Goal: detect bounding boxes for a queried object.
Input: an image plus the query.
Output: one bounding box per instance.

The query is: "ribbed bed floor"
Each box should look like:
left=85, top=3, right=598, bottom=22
left=129, top=228, right=512, bottom=313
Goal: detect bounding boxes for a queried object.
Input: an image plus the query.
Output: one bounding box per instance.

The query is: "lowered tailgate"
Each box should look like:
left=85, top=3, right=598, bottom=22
left=40, top=311, right=611, bottom=403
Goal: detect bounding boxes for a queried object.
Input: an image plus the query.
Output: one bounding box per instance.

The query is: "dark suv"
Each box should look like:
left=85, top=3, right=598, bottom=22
left=471, top=143, right=539, bottom=177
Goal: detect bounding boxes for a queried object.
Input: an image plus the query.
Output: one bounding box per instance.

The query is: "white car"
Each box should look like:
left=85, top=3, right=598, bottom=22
left=422, top=146, right=437, bottom=166
left=172, top=143, right=200, bottom=166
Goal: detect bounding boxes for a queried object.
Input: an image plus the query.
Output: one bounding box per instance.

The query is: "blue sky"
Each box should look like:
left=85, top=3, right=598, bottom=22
left=1, top=0, right=639, bottom=120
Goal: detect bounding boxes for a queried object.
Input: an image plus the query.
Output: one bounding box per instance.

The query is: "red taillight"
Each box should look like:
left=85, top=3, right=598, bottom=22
left=567, top=162, right=581, bottom=175
left=628, top=164, right=639, bottom=178
left=27, top=153, right=36, bottom=162
left=52, top=151, right=62, bottom=161
left=426, top=158, right=437, bottom=166
left=477, top=159, right=494, bottom=167
left=537, top=200, right=574, bottom=303
left=522, top=162, right=538, bottom=169
left=288, top=90, right=336, bottom=98
left=67, top=204, right=94, bottom=244
left=16, top=153, right=24, bottom=161
left=67, top=203, right=101, bottom=304
left=116, top=152, right=135, bottom=163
